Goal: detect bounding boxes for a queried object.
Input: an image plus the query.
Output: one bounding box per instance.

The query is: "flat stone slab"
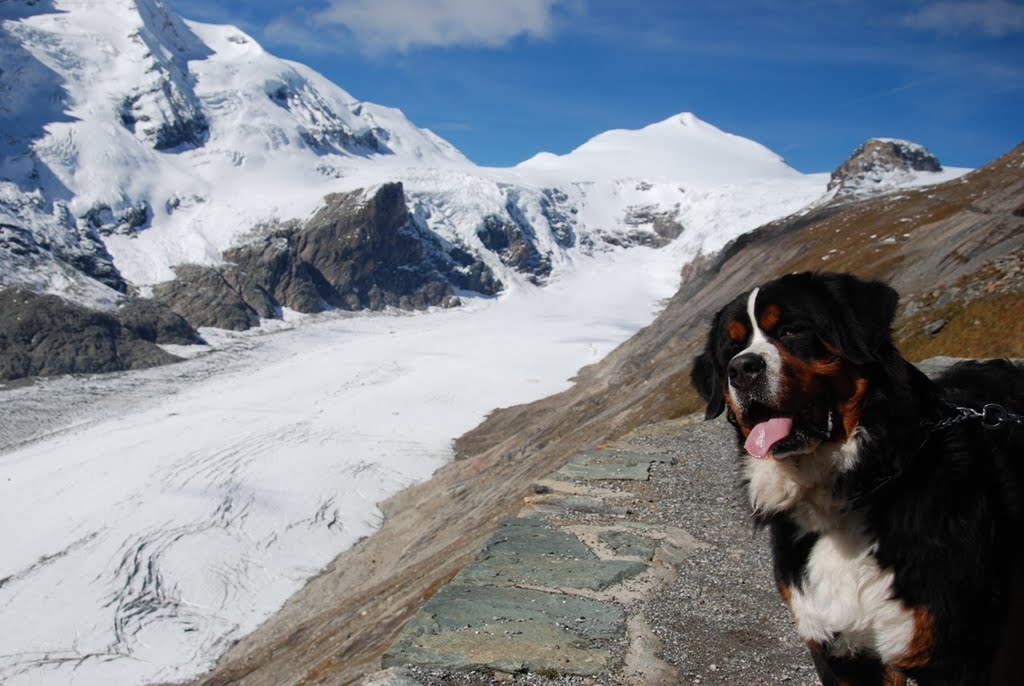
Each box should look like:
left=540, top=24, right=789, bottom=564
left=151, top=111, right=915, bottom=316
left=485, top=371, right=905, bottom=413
left=554, top=457, right=651, bottom=481
left=478, top=517, right=595, bottom=560
left=382, top=584, right=624, bottom=675
left=526, top=495, right=630, bottom=516
left=384, top=620, right=614, bottom=676
left=577, top=449, right=677, bottom=465
left=455, top=555, right=648, bottom=591
left=399, top=584, right=625, bottom=639
left=457, top=517, right=647, bottom=590
left=379, top=466, right=696, bottom=679
left=599, top=530, right=658, bottom=561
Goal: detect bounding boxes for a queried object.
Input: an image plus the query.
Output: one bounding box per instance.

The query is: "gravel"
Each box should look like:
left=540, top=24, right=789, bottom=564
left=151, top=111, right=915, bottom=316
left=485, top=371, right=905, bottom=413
left=634, top=416, right=817, bottom=686
left=375, top=415, right=820, bottom=686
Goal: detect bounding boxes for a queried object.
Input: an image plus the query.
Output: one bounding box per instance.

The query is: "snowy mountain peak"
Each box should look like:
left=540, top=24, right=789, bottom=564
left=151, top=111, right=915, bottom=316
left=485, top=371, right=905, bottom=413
left=0, top=0, right=474, bottom=296
left=1, top=0, right=832, bottom=308
left=516, top=111, right=800, bottom=184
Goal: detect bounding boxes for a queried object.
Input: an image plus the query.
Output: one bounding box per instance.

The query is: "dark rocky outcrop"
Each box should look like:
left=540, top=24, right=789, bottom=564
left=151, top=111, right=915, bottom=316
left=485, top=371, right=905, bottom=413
left=266, top=81, right=386, bottom=155
left=82, top=200, right=152, bottom=237
left=153, top=263, right=279, bottom=331
left=117, top=297, right=204, bottom=345
left=297, top=182, right=498, bottom=307
left=0, top=289, right=184, bottom=381
left=1, top=198, right=128, bottom=293
left=117, top=1, right=213, bottom=151
left=539, top=188, right=577, bottom=248
left=154, top=183, right=502, bottom=331
left=1, top=182, right=506, bottom=379
left=829, top=138, right=943, bottom=195
left=622, top=204, right=685, bottom=245
left=476, top=209, right=552, bottom=285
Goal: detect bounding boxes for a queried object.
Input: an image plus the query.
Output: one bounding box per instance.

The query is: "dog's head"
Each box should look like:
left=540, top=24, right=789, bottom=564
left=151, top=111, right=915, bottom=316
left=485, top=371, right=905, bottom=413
left=691, top=272, right=899, bottom=459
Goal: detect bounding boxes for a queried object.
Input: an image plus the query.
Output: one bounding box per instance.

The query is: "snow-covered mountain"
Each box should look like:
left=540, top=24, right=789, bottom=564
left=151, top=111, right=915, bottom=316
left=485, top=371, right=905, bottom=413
left=0, top=0, right=836, bottom=326
left=0, top=0, right=970, bottom=370
left=0, top=0, right=468, bottom=306
left=518, top=111, right=800, bottom=183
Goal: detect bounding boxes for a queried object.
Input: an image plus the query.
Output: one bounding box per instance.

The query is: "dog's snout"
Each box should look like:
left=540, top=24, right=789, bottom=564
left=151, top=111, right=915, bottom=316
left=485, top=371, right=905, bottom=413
left=729, top=353, right=766, bottom=390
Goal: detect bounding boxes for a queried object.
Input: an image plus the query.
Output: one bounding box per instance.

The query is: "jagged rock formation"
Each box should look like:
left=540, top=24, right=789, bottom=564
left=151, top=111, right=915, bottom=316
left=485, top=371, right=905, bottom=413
left=828, top=138, right=943, bottom=196
left=0, top=289, right=186, bottom=380
left=622, top=203, right=685, bottom=246
left=1, top=188, right=128, bottom=294
left=266, top=80, right=386, bottom=155
left=115, top=0, right=212, bottom=150
left=116, top=297, right=205, bottom=346
left=81, top=200, right=152, bottom=237
left=154, top=183, right=502, bottom=331
left=476, top=213, right=552, bottom=284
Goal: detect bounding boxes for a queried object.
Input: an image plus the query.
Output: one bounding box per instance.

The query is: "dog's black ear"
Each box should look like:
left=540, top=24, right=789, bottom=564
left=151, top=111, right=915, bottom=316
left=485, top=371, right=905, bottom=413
left=691, top=351, right=726, bottom=420
left=818, top=272, right=899, bottom=364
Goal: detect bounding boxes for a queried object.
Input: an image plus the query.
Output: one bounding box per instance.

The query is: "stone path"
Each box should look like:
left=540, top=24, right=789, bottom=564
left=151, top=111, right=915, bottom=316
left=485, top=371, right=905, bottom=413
left=364, top=416, right=819, bottom=686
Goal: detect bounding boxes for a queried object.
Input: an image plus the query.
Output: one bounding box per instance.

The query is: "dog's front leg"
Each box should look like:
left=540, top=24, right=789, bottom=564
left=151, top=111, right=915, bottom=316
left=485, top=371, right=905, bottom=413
left=807, top=642, right=906, bottom=686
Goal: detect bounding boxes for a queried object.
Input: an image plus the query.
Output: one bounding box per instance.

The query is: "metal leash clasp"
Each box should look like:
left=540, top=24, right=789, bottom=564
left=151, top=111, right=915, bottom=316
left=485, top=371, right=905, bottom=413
left=981, top=403, right=1010, bottom=429
left=928, top=402, right=1024, bottom=432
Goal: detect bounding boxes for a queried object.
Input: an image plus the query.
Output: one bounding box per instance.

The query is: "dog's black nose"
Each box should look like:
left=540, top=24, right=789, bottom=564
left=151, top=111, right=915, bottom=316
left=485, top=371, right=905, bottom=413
left=729, top=353, right=766, bottom=389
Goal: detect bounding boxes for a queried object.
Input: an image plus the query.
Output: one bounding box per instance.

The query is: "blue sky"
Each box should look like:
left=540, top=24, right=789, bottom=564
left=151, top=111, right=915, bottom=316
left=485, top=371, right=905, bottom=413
left=164, top=0, right=1023, bottom=173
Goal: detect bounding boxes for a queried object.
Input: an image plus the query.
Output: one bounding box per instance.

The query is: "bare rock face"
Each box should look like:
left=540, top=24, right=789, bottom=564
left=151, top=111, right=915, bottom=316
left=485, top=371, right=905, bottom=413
left=297, top=182, right=494, bottom=309
left=116, top=0, right=212, bottom=151
left=476, top=214, right=552, bottom=285
left=154, top=183, right=502, bottom=331
left=116, top=296, right=205, bottom=345
left=828, top=138, right=942, bottom=196
left=0, top=289, right=184, bottom=381
left=622, top=204, right=685, bottom=246
left=153, top=263, right=279, bottom=331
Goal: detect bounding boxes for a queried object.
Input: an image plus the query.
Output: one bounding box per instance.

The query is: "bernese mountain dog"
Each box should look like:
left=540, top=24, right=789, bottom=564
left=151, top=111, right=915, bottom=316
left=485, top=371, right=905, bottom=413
left=690, top=271, right=1024, bottom=686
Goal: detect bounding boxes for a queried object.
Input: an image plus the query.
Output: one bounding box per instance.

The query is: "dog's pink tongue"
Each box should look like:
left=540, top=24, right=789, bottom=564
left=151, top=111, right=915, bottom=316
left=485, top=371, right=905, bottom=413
left=744, top=417, right=793, bottom=459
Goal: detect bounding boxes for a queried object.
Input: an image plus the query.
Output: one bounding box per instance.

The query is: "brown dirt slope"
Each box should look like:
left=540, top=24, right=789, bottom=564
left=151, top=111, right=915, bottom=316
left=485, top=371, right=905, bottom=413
left=188, top=142, right=1023, bottom=686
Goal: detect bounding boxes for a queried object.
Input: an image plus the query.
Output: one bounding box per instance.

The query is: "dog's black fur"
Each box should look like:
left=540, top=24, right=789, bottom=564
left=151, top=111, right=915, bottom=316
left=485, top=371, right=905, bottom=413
left=690, top=271, right=1024, bottom=686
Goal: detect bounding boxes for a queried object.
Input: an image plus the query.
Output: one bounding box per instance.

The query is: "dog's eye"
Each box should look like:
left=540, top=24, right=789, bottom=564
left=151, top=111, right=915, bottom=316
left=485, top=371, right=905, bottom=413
left=777, top=325, right=803, bottom=339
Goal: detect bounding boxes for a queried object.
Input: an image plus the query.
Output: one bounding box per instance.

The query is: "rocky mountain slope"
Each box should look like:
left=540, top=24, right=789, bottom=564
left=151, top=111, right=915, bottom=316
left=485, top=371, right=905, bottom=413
left=151, top=182, right=501, bottom=330
left=186, top=142, right=1022, bottom=685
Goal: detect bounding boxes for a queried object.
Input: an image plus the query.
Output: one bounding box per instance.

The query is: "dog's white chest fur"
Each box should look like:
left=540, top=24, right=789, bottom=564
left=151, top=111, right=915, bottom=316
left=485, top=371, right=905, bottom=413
left=790, top=532, right=916, bottom=662
left=745, top=437, right=917, bottom=661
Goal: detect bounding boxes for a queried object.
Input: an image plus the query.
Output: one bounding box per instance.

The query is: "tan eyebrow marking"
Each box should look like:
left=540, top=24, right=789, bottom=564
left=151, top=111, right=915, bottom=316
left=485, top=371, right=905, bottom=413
left=727, top=319, right=748, bottom=343
left=759, top=303, right=781, bottom=332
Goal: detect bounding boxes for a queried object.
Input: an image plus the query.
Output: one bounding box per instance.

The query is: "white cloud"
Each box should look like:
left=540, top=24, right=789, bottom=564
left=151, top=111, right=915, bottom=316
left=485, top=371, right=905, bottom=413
left=304, top=0, right=577, bottom=52
left=903, top=0, right=1024, bottom=37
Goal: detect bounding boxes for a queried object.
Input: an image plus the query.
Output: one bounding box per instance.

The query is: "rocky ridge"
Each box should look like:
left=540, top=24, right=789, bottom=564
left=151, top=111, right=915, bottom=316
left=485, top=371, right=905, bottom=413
left=0, top=288, right=194, bottom=380
left=152, top=183, right=500, bottom=331
left=828, top=138, right=943, bottom=197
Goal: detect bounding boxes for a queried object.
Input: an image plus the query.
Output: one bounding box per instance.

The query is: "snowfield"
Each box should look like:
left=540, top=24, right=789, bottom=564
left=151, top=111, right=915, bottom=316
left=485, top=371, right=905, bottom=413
left=1, top=246, right=683, bottom=685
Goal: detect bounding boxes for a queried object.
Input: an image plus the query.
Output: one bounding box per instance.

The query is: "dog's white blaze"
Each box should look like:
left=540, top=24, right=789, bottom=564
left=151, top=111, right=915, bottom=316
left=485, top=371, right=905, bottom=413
left=790, top=533, right=916, bottom=663
left=729, top=287, right=783, bottom=407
